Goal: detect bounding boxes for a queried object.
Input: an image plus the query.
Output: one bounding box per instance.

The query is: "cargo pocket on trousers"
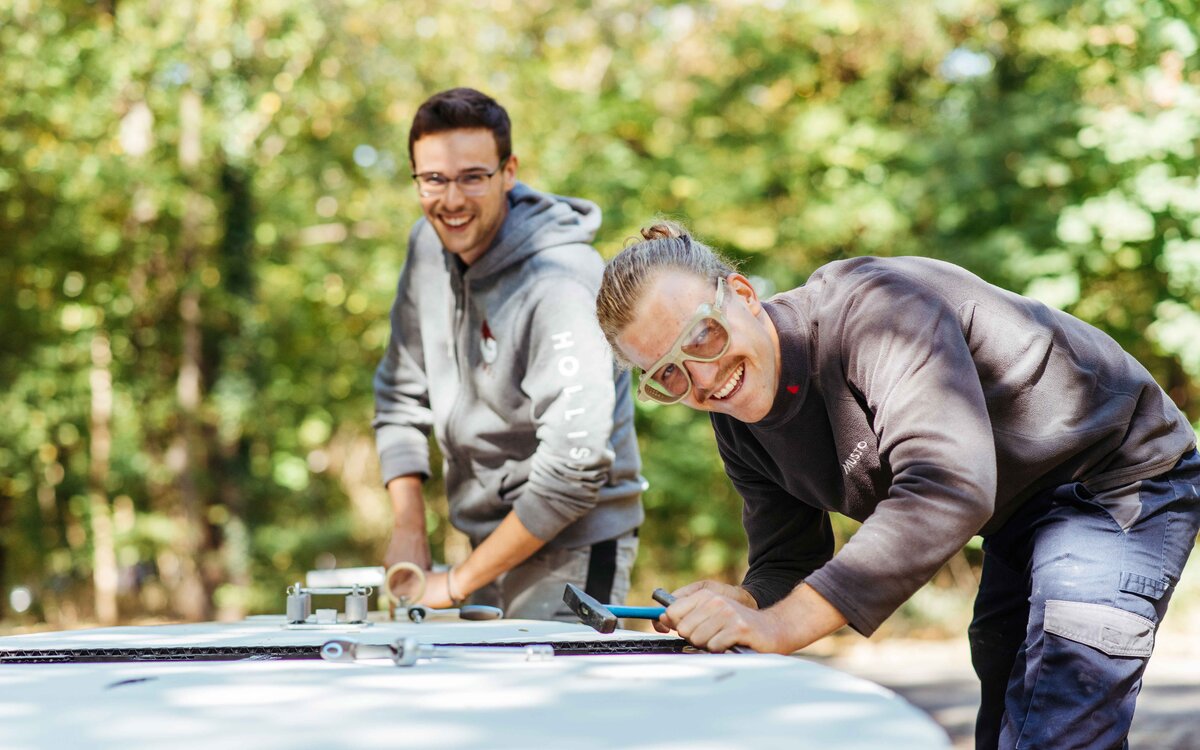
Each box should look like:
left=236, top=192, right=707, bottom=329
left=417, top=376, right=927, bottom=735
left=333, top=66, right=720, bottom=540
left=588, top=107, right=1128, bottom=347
left=1043, top=599, right=1155, bottom=657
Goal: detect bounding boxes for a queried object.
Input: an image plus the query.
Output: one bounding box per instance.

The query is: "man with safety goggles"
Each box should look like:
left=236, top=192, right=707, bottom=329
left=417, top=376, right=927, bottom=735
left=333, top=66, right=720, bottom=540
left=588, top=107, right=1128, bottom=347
left=596, top=219, right=1200, bottom=750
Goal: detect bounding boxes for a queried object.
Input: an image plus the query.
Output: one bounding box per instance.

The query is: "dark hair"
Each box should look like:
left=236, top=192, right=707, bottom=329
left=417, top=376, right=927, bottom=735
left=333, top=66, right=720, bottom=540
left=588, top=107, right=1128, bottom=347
left=597, top=219, right=738, bottom=368
left=408, top=88, right=512, bottom=165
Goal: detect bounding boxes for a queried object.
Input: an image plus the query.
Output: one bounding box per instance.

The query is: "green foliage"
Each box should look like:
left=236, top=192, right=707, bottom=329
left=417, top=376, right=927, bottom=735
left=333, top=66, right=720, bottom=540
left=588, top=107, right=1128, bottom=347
left=1, top=0, right=1198, bottom=629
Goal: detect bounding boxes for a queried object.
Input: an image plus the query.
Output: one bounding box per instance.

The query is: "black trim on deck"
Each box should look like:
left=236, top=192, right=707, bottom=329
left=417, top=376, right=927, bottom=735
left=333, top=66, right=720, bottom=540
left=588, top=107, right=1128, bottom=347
left=0, top=637, right=690, bottom=664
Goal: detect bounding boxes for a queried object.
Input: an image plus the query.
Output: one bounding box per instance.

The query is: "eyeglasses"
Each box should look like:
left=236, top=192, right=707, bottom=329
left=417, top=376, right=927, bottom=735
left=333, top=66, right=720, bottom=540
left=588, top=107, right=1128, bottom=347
left=411, top=156, right=509, bottom=197
left=636, top=277, right=731, bottom=404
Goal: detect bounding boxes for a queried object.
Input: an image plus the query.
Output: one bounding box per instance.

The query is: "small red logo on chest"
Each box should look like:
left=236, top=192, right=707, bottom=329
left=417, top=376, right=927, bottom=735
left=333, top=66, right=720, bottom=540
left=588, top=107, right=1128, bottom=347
left=480, top=319, right=498, bottom=364
left=786, top=384, right=800, bottom=394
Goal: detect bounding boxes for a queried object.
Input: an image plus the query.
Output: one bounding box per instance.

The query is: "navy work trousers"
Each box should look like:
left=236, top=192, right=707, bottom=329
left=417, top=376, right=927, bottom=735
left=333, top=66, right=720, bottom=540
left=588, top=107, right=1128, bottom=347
left=970, top=449, right=1200, bottom=750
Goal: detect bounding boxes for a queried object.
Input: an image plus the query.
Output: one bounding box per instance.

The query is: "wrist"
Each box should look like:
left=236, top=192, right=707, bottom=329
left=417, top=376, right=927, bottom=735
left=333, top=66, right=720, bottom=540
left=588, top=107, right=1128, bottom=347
left=735, top=586, right=759, bottom=609
left=760, top=603, right=803, bottom=653
left=446, top=566, right=466, bottom=606
left=391, top=511, right=426, bottom=531
left=773, top=583, right=847, bottom=651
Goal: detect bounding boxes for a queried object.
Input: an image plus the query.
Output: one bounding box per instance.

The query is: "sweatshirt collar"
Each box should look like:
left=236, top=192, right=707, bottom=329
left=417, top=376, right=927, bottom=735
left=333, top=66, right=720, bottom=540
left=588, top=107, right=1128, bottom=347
left=753, top=298, right=812, bottom=430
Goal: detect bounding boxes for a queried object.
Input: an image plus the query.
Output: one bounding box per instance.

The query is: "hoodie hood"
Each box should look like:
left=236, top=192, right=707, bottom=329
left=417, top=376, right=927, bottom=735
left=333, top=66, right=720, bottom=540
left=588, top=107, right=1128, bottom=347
left=467, top=181, right=602, bottom=279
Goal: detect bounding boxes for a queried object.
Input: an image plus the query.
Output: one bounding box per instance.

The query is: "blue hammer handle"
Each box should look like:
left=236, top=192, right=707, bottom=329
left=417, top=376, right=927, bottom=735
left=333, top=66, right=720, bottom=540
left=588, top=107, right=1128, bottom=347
left=608, top=605, right=666, bottom=619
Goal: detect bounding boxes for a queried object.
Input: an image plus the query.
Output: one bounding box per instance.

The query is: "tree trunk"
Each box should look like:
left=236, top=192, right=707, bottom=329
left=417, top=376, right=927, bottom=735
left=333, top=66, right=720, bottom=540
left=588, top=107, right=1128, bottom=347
left=0, top=488, right=9, bottom=620
left=213, top=164, right=255, bottom=622
left=169, top=86, right=213, bottom=622
left=89, top=331, right=119, bottom=624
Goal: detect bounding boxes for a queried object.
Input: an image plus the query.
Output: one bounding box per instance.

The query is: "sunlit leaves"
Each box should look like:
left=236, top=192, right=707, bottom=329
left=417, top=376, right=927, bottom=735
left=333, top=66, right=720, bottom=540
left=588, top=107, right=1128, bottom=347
left=3, top=0, right=1200, bottom=626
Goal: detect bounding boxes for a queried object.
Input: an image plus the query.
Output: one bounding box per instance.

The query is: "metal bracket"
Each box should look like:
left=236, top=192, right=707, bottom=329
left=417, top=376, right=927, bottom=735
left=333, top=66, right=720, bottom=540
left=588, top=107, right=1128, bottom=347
left=285, top=583, right=373, bottom=625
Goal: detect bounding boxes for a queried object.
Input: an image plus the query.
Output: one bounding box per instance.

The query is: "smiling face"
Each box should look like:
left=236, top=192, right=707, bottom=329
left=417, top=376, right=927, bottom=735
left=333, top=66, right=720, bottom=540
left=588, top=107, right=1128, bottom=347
left=615, top=270, right=782, bottom=423
left=411, top=128, right=518, bottom=265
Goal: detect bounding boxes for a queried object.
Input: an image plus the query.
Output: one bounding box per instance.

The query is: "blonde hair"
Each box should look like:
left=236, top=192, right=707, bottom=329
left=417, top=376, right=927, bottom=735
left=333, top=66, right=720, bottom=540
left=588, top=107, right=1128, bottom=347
left=597, top=220, right=737, bottom=368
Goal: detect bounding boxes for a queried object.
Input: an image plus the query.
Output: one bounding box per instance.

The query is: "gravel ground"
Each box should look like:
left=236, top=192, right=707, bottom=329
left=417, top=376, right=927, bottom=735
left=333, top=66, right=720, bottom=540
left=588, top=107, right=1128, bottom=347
left=811, top=628, right=1200, bottom=749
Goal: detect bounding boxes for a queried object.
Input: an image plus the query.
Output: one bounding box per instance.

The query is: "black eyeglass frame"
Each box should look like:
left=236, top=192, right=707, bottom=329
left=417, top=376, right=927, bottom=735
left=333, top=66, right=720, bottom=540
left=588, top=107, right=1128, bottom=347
left=411, top=155, right=510, bottom=197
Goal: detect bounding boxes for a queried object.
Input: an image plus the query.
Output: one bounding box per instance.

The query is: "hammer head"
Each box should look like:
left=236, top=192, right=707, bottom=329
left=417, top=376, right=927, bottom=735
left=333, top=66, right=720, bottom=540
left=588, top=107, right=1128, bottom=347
left=562, top=583, right=617, bottom=634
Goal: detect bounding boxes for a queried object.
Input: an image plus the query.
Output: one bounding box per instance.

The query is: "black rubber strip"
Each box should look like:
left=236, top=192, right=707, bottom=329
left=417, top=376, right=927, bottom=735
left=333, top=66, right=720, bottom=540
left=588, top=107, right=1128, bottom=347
left=0, top=637, right=690, bottom=664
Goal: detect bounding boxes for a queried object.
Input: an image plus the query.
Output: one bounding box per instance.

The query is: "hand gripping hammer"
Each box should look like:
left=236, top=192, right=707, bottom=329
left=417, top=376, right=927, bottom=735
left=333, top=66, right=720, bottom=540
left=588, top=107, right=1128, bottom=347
left=563, top=583, right=756, bottom=653
left=651, top=587, right=755, bottom=654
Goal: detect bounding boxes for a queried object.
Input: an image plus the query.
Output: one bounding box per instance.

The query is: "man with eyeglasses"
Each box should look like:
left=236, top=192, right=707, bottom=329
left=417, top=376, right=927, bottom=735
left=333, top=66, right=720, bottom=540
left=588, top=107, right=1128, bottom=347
left=596, top=220, right=1200, bottom=749
left=373, top=88, right=644, bottom=620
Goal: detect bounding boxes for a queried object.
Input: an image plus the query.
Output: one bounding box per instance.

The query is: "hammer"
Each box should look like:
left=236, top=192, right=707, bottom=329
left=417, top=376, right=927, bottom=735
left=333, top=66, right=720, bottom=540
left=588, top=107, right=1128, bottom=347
left=563, top=584, right=756, bottom=654
left=562, top=583, right=666, bottom=634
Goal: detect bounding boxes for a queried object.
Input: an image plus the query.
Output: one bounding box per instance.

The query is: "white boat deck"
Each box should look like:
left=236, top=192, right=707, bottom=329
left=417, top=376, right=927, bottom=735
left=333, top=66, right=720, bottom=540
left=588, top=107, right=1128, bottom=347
left=0, top=619, right=950, bottom=749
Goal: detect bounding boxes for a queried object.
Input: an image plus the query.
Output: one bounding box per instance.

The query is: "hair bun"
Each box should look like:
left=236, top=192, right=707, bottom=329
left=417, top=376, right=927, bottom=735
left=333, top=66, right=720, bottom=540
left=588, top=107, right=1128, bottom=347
left=640, top=220, right=688, bottom=241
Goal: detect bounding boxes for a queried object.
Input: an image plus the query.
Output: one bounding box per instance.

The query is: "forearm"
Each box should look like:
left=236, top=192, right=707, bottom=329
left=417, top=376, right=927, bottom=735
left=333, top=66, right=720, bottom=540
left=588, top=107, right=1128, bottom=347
left=453, top=511, right=546, bottom=597
left=388, top=475, right=428, bottom=534
left=384, top=475, right=432, bottom=573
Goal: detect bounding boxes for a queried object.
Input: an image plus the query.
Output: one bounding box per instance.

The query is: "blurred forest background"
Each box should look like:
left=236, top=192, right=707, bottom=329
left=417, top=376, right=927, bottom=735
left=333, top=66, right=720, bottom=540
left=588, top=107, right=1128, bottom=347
left=3, top=0, right=1200, bottom=636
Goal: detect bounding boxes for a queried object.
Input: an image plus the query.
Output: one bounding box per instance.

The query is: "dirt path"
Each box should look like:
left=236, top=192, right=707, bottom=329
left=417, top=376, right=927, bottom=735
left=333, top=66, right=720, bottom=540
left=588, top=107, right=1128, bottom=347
left=812, top=629, right=1200, bottom=749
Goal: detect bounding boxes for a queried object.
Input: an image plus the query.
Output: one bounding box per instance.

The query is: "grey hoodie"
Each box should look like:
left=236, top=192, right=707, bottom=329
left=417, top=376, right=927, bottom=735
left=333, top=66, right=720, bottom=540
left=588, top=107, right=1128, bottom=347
left=373, top=182, right=644, bottom=549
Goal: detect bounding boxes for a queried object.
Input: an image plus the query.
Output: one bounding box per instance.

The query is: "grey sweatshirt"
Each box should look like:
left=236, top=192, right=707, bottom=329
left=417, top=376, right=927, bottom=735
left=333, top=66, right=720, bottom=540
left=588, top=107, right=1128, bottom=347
left=714, top=256, right=1194, bottom=635
left=373, top=182, right=644, bottom=549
